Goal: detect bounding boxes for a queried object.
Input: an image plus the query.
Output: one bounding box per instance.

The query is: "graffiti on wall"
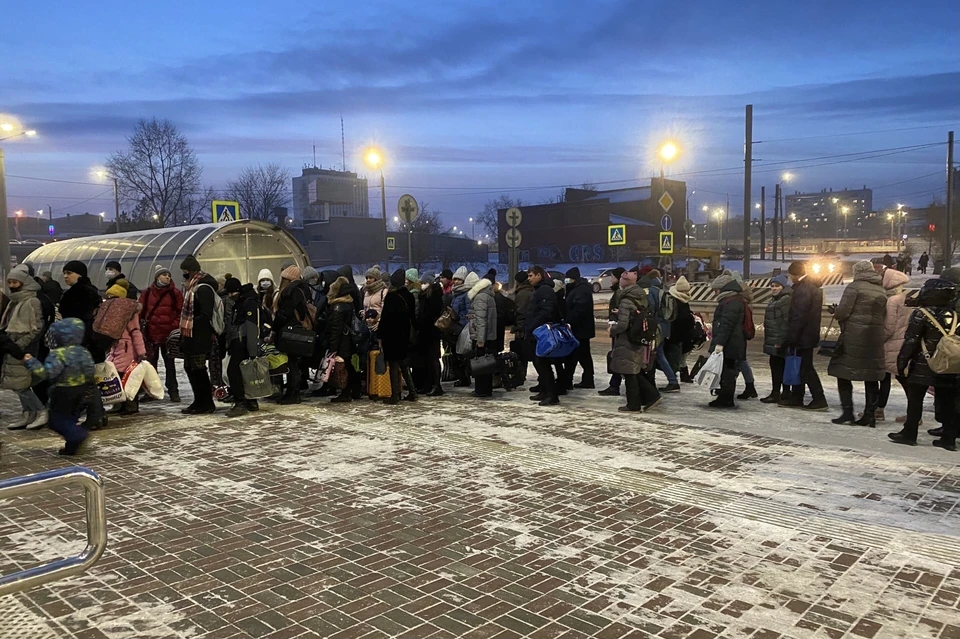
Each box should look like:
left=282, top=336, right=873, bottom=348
left=568, top=244, right=605, bottom=263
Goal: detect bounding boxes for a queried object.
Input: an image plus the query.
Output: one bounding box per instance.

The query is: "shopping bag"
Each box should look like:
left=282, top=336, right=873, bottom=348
left=695, top=351, right=724, bottom=391
left=689, top=355, right=708, bottom=379
left=456, top=324, right=473, bottom=355
left=318, top=351, right=336, bottom=385
left=240, top=356, right=273, bottom=399
left=783, top=352, right=802, bottom=387
left=533, top=323, right=579, bottom=358
left=441, top=352, right=457, bottom=382
left=121, top=362, right=147, bottom=401
left=95, top=361, right=125, bottom=405
left=139, top=361, right=164, bottom=400
left=330, top=357, right=348, bottom=390
left=277, top=325, right=316, bottom=357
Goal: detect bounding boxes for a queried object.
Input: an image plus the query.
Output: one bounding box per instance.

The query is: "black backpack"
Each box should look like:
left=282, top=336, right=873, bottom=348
left=627, top=304, right=660, bottom=346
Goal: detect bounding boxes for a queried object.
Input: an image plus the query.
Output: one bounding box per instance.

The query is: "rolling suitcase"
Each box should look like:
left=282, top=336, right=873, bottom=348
left=367, top=350, right=392, bottom=399
left=497, top=352, right=524, bottom=390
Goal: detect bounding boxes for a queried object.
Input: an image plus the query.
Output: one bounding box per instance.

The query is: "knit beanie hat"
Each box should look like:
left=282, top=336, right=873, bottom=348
left=853, top=260, right=874, bottom=276
left=463, top=272, right=480, bottom=289
left=788, top=261, right=806, bottom=276
left=514, top=271, right=528, bottom=284
left=106, top=278, right=129, bottom=299
left=302, top=266, right=320, bottom=284
left=106, top=260, right=122, bottom=272
left=484, top=268, right=497, bottom=283
left=281, top=265, right=301, bottom=281
left=7, top=265, right=31, bottom=286
left=565, top=267, right=580, bottom=280
left=619, top=269, right=638, bottom=288
left=453, top=266, right=468, bottom=281
left=180, top=255, right=201, bottom=272
left=63, top=260, right=88, bottom=278
left=771, top=274, right=790, bottom=288
left=440, top=268, right=454, bottom=280
left=390, top=269, right=406, bottom=289
left=380, top=271, right=392, bottom=286
left=154, top=264, right=172, bottom=280
left=611, top=267, right=625, bottom=280
left=224, top=277, right=242, bottom=293
left=365, top=265, right=381, bottom=279
left=420, top=272, right=435, bottom=284
left=673, top=276, right=691, bottom=293
left=405, top=268, right=419, bottom=283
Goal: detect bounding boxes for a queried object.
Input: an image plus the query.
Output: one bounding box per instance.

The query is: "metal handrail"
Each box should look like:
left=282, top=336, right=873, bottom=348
left=0, top=467, right=107, bottom=596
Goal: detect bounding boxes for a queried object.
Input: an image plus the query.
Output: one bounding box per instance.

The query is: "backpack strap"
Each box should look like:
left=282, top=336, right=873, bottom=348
left=918, top=308, right=953, bottom=337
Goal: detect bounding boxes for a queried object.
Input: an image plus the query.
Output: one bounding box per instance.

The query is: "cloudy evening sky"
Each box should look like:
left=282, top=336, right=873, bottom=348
left=2, top=0, right=959, bottom=228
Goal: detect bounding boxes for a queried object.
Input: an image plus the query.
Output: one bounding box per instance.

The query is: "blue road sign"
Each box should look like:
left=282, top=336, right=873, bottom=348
left=660, top=214, right=672, bottom=232
left=607, top=224, right=626, bottom=246
left=212, top=200, right=240, bottom=223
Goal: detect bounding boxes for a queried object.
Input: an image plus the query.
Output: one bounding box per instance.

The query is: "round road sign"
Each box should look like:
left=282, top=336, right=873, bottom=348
left=505, top=207, right=522, bottom=228
left=397, top=194, right=419, bottom=223
left=505, top=228, right=522, bottom=248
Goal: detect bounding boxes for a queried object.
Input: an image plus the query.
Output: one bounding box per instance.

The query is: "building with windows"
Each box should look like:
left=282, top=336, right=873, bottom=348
left=784, top=186, right=873, bottom=237
left=291, top=167, right=369, bottom=223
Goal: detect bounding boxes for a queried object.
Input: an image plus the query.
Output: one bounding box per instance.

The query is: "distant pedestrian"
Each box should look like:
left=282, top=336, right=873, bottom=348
left=526, top=266, right=559, bottom=406
left=105, top=260, right=139, bottom=300
left=882, top=253, right=895, bottom=269
left=609, top=269, right=661, bottom=412
left=598, top=267, right=626, bottom=396
left=179, top=255, right=219, bottom=415
left=139, top=265, right=183, bottom=403
left=561, top=267, right=595, bottom=390
left=918, top=252, right=929, bottom=275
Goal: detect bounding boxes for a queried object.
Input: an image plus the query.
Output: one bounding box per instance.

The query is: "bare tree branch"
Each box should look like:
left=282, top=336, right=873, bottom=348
left=475, top=194, right=524, bottom=241
left=227, top=163, right=291, bottom=221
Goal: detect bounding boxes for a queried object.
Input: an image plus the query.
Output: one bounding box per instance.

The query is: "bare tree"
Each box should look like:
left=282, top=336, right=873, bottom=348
left=396, top=202, right=444, bottom=235
left=181, top=186, right=221, bottom=225
left=106, top=118, right=202, bottom=228
left=475, top=194, right=524, bottom=242
left=227, top=163, right=291, bottom=221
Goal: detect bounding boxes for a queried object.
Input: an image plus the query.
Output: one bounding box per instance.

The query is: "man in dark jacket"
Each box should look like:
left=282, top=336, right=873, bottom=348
left=561, top=267, right=595, bottom=390
left=380, top=269, right=417, bottom=404
left=226, top=284, right=262, bottom=417
left=526, top=266, right=560, bottom=406
left=39, top=271, right=63, bottom=305
left=782, top=261, right=828, bottom=410
left=105, top=260, right=140, bottom=300
left=60, top=260, right=107, bottom=429
left=599, top=267, right=626, bottom=396
left=274, top=268, right=311, bottom=405
left=179, top=255, right=219, bottom=414
left=708, top=272, right=747, bottom=408
left=511, top=272, right=535, bottom=377
left=416, top=274, right=445, bottom=396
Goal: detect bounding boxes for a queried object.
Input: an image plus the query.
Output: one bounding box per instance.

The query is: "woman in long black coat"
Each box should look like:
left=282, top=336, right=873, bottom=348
left=326, top=276, right=358, bottom=403
left=379, top=269, right=417, bottom=404
left=416, top=277, right=444, bottom=396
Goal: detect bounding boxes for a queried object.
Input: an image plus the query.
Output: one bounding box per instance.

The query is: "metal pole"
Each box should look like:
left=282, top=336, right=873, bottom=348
left=113, top=177, right=120, bottom=232
left=743, top=104, right=752, bottom=278
left=380, top=171, right=388, bottom=265
left=0, top=148, right=10, bottom=283
left=407, top=229, right=413, bottom=271
left=772, top=183, right=779, bottom=261
left=779, top=186, right=786, bottom=262
left=946, top=130, right=954, bottom=267
left=724, top=195, right=729, bottom=250
left=759, top=186, right=766, bottom=260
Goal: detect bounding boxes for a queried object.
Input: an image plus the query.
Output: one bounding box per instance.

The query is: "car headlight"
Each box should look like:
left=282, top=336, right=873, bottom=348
left=828, top=263, right=836, bottom=272
left=812, top=263, right=822, bottom=274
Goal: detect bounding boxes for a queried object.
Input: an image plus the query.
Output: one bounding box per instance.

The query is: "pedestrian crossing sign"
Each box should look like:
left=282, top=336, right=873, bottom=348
left=387, top=237, right=396, bottom=250
left=659, top=231, right=674, bottom=254
left=212, top=200, right=240, bottom=223
left=607, top=224, right=626, bottom=246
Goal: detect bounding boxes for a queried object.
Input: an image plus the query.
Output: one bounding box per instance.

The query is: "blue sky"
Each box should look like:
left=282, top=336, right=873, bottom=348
left=2, top=0, right=959, bottom=229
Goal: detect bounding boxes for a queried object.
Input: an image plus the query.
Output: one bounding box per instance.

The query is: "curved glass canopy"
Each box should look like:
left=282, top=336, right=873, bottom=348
left=24, top=220, right=309, bottom=290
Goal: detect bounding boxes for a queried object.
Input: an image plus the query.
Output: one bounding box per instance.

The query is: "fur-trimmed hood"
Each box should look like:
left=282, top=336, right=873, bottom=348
left=467, top=277, right=492, bottom=300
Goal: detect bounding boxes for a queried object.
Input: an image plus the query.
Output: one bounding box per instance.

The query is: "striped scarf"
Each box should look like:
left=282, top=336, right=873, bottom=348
left=180, top=272, right=205, bottom=338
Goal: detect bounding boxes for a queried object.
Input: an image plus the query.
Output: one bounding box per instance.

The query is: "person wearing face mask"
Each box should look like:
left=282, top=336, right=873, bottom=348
left=179, top=255, right=220, bottom=414
left=257, top=268, right=277, bottom=312
left=2, top=266, right=47, bottom=430
left=139, top=265, right=184, bottom=403
left=59, top=260, right=107, bottom=430
left=560, top=267, right=595, bottom=391
left=104, top=260, right=139, bottom=300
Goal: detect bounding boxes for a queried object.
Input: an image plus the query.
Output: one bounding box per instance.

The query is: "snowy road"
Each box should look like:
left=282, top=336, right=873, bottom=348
left=1, top=352, right=959, bottom=639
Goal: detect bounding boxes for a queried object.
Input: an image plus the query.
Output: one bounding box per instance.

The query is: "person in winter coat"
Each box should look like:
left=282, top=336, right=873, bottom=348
left=257, top=268, right=277, bottom=313
left=511, top=271, right=535, bottom=376
left=782, top=261, right=828, bottom=411
left=734, top=277, right=758, bottom=400
left=877, top=268, right=911, bottom=423
left=440, top=268, right=454, bottom=299
left=451, top=272, right=478, bottom=387
left=761, top=274, right=793, bottom=404
left=2, top=267, right=47, bottom=430
left=363, top=266, right=388, bottom=322
left=273, top=265, right=311, bottom=404
left=379, top=269, right=417, bottom=404
left=179, top=255, right=220, bottom=415
left=59, top=260, right=107, bottom=429
left=468, top=274, right=498, bottom=397
left=526, top=266, right=560, bottom=406
left=416, top=274, right=444, bottom=396
left=105, top=279, right=148, bottom=416
left=225, top=284, right=262, bottom=417
left=828, top=260, right=888, bottom=427
left=139, top=265, right=184, bottom=402
left=39, top=272, right=63, bottom=305
left=599, top=267, right=627, bottom=396
left=23, top=318, right=96, bottom=456
left=561, top=267, right=595, bottom=390
left=326, top=276, right=360, bottom=403
left=609, top=269, right=661, bottom=412
left=105, top=260, right=139, bottom=300
left=889, top=279, right=960, bottom=450
left=337, top=264, right=363, bottom=315
left=918, top=252, right=929, bottom=274
left=665, top=276, right=695, bottom=383
left=708, top=271, right=748, bottom=408
left=645, top=270, right=680, bottom=393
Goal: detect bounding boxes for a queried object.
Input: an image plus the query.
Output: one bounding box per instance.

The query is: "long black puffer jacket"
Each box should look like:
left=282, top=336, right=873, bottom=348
left=828, top=267, right=887, bottom=382
left=325, top=277, right=355, bottom=358
left=564, top=278, right=595, bottom=341
left=898, top=279, right=960, bottom=387
left=763, top=288, right=793, bottom=356
left=526, top=281, right=557, bottom=336
left=785, top=275, right=823, bottom=349
left=711, top=280, right=747, bottom=360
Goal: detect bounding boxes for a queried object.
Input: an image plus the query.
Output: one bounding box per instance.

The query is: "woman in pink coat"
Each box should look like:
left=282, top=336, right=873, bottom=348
left=876, top=268, right=911, bottom=422
left=106, top=280, right=148, bottom=416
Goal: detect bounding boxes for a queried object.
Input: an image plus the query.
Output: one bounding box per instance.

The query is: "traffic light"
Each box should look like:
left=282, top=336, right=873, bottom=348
left=929, top=224, right=936, bottom=232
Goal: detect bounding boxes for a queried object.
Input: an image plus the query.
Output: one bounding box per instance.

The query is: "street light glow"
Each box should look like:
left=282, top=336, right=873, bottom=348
left=701, top=205, right=709, bottom=212
left=363, top=148, right=383, bottom=169
left=24, top=130, right=36, bottom=137
left=755, top=203, right=761, bottom=210
left=0, top=123, right=12, bottom=132
left=14, top=210, right=22, bottom=216
left=781, top=172, right=793, bottom=182
left=658, top=141, right=679, bottom=163
left=100, top=212, right=105, bottom=217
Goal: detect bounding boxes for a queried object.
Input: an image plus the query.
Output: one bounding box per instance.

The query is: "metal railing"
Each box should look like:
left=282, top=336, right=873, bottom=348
left=0, top=467, right=107, bottom=596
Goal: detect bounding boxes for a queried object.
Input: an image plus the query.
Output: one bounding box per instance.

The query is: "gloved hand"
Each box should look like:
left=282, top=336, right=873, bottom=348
left=714, top=345, right=724, bottom=354
left=136, top=355, right=148, bottom=363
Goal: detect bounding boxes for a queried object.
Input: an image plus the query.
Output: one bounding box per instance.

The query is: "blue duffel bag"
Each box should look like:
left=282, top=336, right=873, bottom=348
left=533, top=323, right=580, bottom=358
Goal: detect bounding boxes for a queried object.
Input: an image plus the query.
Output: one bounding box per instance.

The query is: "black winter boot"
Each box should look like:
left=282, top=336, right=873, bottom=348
left=737, top=384, right=758, bottom=400
left=760, top=392, right=780, bottom=404
left=708, top=394, right=736, bottom=409
left=832, top=408, right=856, bottom=424
left=679, top=367, right=693, bottom=383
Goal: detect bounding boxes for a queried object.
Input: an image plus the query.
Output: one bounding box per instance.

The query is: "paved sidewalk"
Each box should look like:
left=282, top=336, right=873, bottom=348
left=1, top=380, right=959, bottom=639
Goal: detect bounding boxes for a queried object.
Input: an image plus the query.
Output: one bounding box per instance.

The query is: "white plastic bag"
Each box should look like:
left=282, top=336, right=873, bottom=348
left=139, top=361, right=165, bottom=400
left=121, top=362, right=147, bottom=401
left=455, top=323, right=472, bottom=355
left=695, top=351, right=724, bottom=391
left=95, top=361, right=125, bottom=405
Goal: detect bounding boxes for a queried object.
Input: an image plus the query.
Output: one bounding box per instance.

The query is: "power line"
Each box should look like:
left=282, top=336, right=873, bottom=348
left=872, top=171, right=943, bottom=191
left=756, top=124, right=957, bottom=144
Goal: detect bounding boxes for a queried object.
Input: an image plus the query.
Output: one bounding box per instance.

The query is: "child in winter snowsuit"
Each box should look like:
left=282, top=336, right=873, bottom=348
left=24, top=318, right=96, bottom=455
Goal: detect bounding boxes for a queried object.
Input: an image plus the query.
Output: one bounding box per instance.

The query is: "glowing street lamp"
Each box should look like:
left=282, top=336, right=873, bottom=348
left=657, top=140, right=680, bottom=180
left=363, top=146, right=388, bottom=259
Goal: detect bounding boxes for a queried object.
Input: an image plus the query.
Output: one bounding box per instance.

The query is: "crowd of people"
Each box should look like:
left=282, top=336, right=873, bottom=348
left=1, top=251, right=956, bottom=456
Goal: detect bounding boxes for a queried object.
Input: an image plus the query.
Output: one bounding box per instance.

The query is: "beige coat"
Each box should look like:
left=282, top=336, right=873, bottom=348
left=882, top=269, right=911, bottom=375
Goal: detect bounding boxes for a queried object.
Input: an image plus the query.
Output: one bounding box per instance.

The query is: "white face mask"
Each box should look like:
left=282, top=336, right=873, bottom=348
left=564, top=278, right=573, bottom=284
left=259, top=280, right=272, bottom=290
left=105, top=269, right=118, bottom=278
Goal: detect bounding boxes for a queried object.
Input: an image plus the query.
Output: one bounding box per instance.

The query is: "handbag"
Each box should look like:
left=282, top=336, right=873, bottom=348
left=441, top=352, right=457, bottom=382
left=469, top=354, right=498, bottom=377
left=240, top=356, right=273, bottom=399
left=783, top=350, right=802, bottom=387
left=277, top=325, right=316, bottom=357
left=165, top=329, right=183, bottom=359
left=695, top=351, right=724, bottom=391
left=330, top=357, right=348, bottom=390
left=435, top=306, right=460, bottom=332
left=533, top=323, right=579, bottom=359
left=818, top=317, right=842, bottom=357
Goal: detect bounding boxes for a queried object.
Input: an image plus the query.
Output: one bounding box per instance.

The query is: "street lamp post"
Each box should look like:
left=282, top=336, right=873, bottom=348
left=469, top=217, right=475, bottom=239
left=713, top=209, right=724, bottom=250
left=841, top=206, right=850, bottom=239
left=0, top=122, right=38, bottom=282
left=94, top=169, right=121, bottom=231
left=363, top=148, right=387, bottom=264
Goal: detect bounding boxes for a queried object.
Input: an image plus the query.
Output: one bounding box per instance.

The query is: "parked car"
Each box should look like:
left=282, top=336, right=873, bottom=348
left=587, top=269, right=618, bottom=293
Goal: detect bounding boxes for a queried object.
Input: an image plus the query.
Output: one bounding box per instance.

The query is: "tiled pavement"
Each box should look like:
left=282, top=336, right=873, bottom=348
left=1, top=382, right=960, bottom=639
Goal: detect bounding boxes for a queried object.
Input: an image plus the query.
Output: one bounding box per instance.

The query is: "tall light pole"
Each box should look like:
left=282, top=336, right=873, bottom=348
left=713, top=209, right=724, bottom=250
left=841, top=206, right=850, bottom=239
left=93, top=168, right=120, bottom=231
left=363, top=148, right=388, bottom=264
left=777, top=173, right=793, bottom=261
left=0, top=122, right=38, bottom=281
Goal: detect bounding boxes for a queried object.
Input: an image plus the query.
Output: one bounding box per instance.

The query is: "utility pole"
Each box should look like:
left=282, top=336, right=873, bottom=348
left=743, top=104, right=753, bottom=278
left=380, top=171, right=388, bottom=266
left=724, top=195, right=730, bottom=251
left=946, top=130, right=955, bottom=268
left=772, top=184, right=779, bottom=262
left=759, top=186, right=766, bottom=260
left=779, top=185, right=786, bottom=262
left=0, top=148, right=10, bottom=283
